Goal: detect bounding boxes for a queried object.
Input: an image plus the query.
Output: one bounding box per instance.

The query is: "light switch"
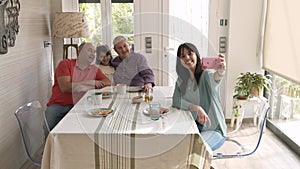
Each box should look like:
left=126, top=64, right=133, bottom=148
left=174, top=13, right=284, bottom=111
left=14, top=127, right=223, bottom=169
left=219, top=37, right=226, bottom=53
left=145, top=37, right=152, bottom=53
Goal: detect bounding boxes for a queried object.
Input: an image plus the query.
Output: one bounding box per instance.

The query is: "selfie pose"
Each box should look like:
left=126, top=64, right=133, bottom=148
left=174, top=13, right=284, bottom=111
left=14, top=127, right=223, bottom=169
left=172, top=42, right=227, bottom=151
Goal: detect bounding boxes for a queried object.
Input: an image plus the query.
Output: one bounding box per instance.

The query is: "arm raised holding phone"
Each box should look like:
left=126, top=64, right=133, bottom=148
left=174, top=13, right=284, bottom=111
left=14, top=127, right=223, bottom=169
left=215, top=54, right=226, bottom=80
left=172, top=43, right=227, bottom=151
left=201, top=54, right=226, bottom=80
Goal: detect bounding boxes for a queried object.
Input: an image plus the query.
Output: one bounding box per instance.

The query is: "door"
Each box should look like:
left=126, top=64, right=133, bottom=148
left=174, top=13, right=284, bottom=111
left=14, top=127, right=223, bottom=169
left=162, top=0, right=210, bottom=86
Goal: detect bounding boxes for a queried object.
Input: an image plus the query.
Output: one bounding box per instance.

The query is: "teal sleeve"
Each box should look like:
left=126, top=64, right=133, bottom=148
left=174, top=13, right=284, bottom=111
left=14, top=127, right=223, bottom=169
left=172, top=80, right=198, bottom=120
left=172, top=79, right=190, bottom=110
left=200, top=70, right=227, bottom=136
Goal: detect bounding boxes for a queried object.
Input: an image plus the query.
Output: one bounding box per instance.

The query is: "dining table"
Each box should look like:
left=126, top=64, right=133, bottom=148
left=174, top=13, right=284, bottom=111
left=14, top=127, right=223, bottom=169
left=41, top=86, right=212, bottom=169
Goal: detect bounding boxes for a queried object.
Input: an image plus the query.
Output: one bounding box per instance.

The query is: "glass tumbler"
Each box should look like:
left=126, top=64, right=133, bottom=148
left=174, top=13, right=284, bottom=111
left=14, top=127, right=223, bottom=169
left=149, top=102, right=160, bottom=120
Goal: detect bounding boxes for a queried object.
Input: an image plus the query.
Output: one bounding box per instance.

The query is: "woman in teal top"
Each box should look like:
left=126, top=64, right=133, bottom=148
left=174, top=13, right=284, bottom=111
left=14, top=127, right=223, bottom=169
left=172, top=43, right=227, bottom=151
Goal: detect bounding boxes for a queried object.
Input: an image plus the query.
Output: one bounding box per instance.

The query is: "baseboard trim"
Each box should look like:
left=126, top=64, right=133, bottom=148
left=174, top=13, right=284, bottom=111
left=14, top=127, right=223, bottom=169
left=225, top=117, right=254, bottom=124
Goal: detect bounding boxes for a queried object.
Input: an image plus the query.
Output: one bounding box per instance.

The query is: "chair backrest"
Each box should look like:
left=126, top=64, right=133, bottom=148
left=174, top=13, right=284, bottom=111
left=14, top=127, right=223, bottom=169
left=213, top=98, right=270, bottom=159
left=14, top=101, right=47, bottom=166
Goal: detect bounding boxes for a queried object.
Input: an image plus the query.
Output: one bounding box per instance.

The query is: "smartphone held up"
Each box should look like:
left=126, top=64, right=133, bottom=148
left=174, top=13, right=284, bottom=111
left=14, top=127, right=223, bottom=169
left=201, top=54, right=224, bottom=70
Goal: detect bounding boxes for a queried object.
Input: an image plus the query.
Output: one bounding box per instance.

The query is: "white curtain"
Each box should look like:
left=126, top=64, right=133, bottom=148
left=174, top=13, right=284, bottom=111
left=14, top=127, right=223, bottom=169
left=263, top=0, right=300, bottom=84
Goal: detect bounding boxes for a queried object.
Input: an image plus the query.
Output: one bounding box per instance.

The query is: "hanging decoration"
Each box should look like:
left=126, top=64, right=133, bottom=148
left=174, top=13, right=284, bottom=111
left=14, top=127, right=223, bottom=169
left=0, top=0, right=20, bottom=54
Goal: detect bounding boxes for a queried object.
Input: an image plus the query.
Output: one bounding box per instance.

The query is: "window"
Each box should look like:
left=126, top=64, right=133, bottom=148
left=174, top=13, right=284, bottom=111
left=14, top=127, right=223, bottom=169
left=268, top=74, right=300, bottom=147
left=263, top=0, right=300, bottom=154
left=111, top=3, right=133, bottom=45
left=79, top=3, right=102, bottom=45
left=79, top=0, right=133, bottom=48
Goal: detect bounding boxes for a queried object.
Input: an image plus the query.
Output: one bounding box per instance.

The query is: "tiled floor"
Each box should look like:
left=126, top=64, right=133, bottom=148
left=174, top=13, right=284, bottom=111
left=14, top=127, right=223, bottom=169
left=211, top=122, right=300, bottom=169
left=272, top=114, right=300, bottom=147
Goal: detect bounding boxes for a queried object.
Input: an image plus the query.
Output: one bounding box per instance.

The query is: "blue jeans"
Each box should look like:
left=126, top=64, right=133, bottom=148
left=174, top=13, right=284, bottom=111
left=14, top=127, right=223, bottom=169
left=195, top=121, right=225, bottom=151
left=44, top=104, right=73, bottom=131
left=201, top=130, right=226, bottom=151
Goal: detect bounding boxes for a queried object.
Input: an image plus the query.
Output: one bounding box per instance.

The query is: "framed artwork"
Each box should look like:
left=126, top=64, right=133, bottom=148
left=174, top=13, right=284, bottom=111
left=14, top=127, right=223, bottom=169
left=0, top=0, right=21, bottom=54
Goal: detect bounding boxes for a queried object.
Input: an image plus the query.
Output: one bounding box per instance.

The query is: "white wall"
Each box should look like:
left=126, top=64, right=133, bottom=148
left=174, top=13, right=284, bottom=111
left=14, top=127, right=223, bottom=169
left=0, top=0, right=80, bottom=167
left=134, top=0, right=168, bottom=86
left=224, top=0, right=264, bottom=118
left=208, top=0, right=230, bottom=116
left=0, top=0, right=53, bottom=168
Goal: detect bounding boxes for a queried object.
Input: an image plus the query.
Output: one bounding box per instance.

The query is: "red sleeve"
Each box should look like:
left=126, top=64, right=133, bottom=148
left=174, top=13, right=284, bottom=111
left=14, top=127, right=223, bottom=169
left=55, top=60, right=74, bottom=77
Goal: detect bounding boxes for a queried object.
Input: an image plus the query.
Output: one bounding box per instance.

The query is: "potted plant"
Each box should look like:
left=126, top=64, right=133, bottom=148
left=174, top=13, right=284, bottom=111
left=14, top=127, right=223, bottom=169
left=233, top=72, right=272, bottom=117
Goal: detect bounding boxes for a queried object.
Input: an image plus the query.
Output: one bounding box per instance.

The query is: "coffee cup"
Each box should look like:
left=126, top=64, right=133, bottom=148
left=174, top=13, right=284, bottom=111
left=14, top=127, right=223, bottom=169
left=87, top=92, right=102, bottom=107
left=116, top=84, right=127, bottom=94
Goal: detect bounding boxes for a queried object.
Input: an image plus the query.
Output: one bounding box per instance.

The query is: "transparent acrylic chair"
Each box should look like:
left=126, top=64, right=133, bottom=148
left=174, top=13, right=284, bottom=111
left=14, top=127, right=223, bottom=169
left=14, top=101, right=49, bottom=166
left=213, top=98, right=270, bottom=159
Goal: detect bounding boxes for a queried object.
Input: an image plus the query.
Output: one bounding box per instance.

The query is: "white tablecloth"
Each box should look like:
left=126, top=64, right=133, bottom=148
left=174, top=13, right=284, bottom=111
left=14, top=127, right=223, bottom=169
left=41, top=86, right=212, bottom=169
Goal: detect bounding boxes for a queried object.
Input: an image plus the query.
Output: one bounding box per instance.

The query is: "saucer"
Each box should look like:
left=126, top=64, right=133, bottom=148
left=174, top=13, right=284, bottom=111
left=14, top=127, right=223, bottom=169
left=87, top=108, right=113, bottom=117
left=127, top=86, right=143, bottom=92
left=100, top=92, right=114, bottom=99
left=142, top=108, right=169, bottom=116
left=132, top=96, right=143, bottom=104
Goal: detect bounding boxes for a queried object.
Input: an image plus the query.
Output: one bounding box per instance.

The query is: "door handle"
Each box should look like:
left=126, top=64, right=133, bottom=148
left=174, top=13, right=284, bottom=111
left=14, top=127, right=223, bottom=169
left=164, top=47, right=174, bottom=51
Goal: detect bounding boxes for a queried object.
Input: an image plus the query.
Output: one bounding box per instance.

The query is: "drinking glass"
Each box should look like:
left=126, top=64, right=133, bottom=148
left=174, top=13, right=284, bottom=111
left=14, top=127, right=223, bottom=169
left=116, top=83, right=127, bottom=94
left=144, top=88, right=153, bottom=103
left=149, top=102, right=160, bottom=120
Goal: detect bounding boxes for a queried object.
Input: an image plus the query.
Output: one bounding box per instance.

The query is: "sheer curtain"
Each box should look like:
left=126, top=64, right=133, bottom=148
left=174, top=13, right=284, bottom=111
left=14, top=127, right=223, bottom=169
left=263, top=0, right=300, bottom=84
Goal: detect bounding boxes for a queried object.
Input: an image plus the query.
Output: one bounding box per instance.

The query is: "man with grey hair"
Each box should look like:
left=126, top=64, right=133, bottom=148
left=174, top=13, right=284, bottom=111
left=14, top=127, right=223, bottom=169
left=111, top=36, right=155, bottom=91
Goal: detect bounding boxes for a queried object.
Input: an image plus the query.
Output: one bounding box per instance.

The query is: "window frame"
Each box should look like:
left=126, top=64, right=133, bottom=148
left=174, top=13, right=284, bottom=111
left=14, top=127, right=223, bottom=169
left=79, top=0, right=133, bottom=3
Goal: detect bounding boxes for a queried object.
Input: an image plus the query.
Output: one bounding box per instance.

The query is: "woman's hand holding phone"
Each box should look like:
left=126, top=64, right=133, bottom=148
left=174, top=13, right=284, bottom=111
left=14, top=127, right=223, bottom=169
left=202, top=54, right=226, bottom=78
left=216, top=54, right=226, bottom=78
left=202, top=54, right=225, bottom=70
left=217, top=54, right=226, bottom=71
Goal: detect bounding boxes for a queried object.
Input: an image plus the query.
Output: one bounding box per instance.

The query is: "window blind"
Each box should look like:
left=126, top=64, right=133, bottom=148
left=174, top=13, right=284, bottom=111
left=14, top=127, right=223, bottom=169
left=263, top=0, right=300, bottom=84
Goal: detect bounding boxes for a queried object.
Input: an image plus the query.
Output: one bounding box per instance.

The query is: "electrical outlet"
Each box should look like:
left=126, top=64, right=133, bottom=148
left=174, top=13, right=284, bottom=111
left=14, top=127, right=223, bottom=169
left=44, top=41, right=51, bottom=48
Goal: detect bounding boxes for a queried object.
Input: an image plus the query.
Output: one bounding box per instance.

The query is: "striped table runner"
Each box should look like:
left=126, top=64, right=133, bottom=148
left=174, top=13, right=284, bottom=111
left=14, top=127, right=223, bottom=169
left=93, top=93, right=141, bottom=169
left=41, top=87, right=212, bottom=169
left=92, top=92, right=212, bottom=169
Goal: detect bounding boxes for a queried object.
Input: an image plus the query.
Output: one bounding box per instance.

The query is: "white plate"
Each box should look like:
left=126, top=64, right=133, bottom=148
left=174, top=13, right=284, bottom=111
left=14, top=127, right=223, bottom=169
left=142, top=108, right=169, bottom=116
left=132, top=96, right=143, bottom=104
left=127, top=86, right=143, bottom=92
left=143, top=108, right=150, bottom=116
left=100, top=92, right=114, bottom=99
left=87, top=108, right=113, bottom=117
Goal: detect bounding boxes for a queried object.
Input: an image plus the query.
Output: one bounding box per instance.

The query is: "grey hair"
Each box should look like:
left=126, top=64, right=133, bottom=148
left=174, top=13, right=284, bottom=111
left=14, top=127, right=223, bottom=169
left=113, top=35, right=128, bottom=46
